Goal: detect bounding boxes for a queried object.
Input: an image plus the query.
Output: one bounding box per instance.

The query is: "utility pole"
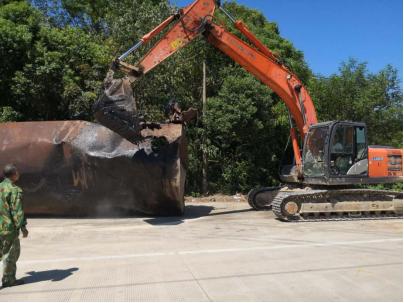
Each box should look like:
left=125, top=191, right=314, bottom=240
left=202, top=60, right=208, bottom=195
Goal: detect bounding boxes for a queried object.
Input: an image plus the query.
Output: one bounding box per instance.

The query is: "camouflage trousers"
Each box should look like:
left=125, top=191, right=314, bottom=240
left=0, top=234, right=20, bottom=285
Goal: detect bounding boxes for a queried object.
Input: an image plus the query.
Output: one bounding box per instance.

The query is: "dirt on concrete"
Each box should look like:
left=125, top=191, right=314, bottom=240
left=185, top=193, right=247, bottom=203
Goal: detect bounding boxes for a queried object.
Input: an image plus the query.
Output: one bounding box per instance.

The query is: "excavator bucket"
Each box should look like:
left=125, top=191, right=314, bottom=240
left=0, top=121, right=186, bottom=216
left=92, top=71, right=147, bottom=143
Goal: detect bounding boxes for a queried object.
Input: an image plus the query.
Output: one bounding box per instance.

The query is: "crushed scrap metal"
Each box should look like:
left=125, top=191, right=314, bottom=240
left=0, top=121, right=187, bottom=216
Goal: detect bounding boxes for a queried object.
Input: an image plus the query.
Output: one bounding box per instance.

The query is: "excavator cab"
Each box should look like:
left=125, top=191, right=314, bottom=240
left=303, top=121, right=403, bottom=185
left=302, top=121, right=402, bottom=185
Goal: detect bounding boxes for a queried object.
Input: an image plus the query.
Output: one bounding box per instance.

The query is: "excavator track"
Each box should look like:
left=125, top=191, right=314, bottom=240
left=272, top=189, right=403, bottom=222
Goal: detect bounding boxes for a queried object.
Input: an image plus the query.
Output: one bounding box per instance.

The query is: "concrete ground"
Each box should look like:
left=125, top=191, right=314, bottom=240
left=0, top=199, right=402, bottom=301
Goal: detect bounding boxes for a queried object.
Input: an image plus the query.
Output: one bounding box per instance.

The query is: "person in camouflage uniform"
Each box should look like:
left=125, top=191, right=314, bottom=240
left=0, top=164, right=28, bottom=287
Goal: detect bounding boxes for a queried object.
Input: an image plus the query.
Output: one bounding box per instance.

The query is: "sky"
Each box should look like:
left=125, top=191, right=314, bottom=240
left=170, top=0, right=403, bottom=80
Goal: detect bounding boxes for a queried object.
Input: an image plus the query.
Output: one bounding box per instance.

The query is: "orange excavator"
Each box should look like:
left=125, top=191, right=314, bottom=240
left=96, top=0, right=403, bottom=221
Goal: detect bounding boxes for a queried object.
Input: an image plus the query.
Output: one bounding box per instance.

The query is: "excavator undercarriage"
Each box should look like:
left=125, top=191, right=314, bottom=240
left=248, top=186, right=403, bottom=221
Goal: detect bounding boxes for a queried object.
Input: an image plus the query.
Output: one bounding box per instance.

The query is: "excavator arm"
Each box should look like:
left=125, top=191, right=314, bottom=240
left=97, top=0, right=403, bottom=221
left=112, top=0, right=318, bottom=170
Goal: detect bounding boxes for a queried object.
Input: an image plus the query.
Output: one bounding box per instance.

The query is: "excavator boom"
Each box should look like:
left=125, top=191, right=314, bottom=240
left=105, top=0, right=402, bottom=222
left=115, top=0, right=317, bottom=169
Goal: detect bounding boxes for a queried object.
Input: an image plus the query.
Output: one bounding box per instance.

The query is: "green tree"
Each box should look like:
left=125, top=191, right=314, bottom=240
left=203, top=69, right=288, bottom=193
left=309, top=59, right=403, bottom=147
left=1, top=1, right=401, bottom=195
left=0, top=1, right=41, bottom=117
left=0, top=106, right=21, bottom=122
left=186, top=2, right=311, bottom=193
left=0, top=1, right=110, bottom=120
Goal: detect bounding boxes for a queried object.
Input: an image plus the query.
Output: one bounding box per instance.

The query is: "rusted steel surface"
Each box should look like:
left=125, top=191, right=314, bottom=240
left=0, top=121, right=186, bottom=216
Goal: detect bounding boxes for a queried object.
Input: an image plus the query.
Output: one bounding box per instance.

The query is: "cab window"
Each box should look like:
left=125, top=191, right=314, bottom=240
left=303, top=127, right=328, bottom=177
left=330, top=125, right=367, bottom=175
left=331, top=126, right=353, bottom=154
left=355, top=126, right=367, bottom=160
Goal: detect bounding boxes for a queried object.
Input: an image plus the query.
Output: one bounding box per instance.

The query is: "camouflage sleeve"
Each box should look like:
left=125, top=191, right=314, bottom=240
left=9, top=187, right=26, bottom=230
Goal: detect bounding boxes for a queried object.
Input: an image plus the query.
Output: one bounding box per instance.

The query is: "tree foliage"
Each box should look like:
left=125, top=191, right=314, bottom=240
left=0, top=0, right=110, bottom=120
left=310, top=59, right=402, bottom=147
left=0, top=0, right=402, bottom=194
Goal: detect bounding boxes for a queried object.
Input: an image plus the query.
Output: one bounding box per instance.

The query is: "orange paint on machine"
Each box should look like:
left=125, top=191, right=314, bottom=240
left=108, top=0, right=403, bottom=220
left=368, top=146, right=403, bottom=178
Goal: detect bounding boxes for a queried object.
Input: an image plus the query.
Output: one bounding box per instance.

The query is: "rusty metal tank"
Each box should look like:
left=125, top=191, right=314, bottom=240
left=0, top=121, right=186, bottom=216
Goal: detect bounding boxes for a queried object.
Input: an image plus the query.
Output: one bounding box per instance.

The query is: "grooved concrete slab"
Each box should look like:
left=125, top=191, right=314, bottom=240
left=0, top=200, right=402, bottom=301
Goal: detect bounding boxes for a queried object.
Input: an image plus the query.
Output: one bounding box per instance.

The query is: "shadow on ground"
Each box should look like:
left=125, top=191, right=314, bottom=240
left=28, top=203, right=253, bottom=226
left=144, top=205, right=214, bottom=225
left=144, top=205, right=252, bottom=225
left=21, top=268, right=79, bottom=284
left=27, top=210, right=143, bottom=219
